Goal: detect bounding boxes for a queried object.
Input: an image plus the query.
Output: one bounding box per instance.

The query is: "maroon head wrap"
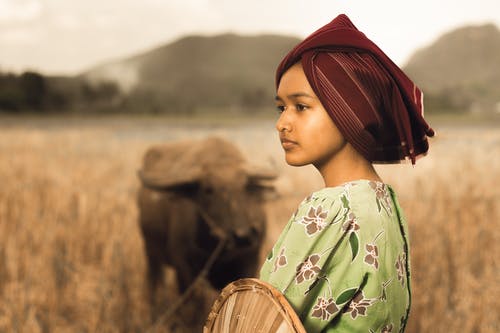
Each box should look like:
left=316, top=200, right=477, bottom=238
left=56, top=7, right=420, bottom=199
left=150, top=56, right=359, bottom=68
left=276, top=14, right=435, bottom=164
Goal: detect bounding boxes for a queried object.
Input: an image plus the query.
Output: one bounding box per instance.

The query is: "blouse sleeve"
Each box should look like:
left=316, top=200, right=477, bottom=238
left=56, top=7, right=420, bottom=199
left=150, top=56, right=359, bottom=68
left=259, top=188, right=370, bottom=333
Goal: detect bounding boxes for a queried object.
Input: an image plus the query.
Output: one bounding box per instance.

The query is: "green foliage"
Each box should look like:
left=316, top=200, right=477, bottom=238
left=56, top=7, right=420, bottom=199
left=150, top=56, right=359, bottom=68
left=349, top=233, right=359, bottom=261
left=336, top=288, right=358, bottom=304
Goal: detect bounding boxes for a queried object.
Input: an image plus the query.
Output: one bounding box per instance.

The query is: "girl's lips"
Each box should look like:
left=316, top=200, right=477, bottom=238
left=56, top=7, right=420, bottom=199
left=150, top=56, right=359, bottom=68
left=280, top=138, right=298, bottom=150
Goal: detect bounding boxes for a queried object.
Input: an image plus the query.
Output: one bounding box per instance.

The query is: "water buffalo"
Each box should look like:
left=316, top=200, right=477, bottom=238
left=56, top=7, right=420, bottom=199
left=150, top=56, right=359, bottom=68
left=137, top=136, right=276, bottom=301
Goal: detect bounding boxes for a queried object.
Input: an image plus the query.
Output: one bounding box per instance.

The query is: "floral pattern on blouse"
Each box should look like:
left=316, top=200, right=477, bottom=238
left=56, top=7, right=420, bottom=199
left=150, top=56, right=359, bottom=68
left=342, top=212, right=360, bottom=233
left=272, top=247, right=287, bottom=273
left=395, top=252, right=407, bottom=287
left=369, top=180, right=393, bottom=215
left=295, top=254, right=322, bottom=284
left=260, top=180, right=411, bottom=333
left=364, top=230, right=385, bottom=270
left=298, top=205, right=329, bottom=236
left=342, top=290, right=377, bottom=319
left=311, top=296, right=339, bottom=321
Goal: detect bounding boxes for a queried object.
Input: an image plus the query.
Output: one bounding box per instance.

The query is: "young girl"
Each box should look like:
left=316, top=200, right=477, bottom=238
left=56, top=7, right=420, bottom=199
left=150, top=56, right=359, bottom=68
left=259, top=14, right=434, bottom=332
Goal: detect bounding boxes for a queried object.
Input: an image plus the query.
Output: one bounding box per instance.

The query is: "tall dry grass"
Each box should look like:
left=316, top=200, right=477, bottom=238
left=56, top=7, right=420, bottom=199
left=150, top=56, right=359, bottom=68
left=0, top=117, right=498, bottom=332
left=0, top=127, right=150, bottom=332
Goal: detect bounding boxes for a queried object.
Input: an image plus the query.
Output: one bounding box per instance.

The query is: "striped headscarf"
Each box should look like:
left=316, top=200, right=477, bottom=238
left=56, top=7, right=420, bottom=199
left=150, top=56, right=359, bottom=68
left=276, top=14, right=435, bottom=164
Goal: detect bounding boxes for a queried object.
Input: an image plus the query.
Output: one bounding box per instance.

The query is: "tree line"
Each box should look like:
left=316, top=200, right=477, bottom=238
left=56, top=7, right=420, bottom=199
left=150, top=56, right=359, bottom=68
left=1, top=70, right=481, bottom=115
left=0, top=71, right=121, bottom=113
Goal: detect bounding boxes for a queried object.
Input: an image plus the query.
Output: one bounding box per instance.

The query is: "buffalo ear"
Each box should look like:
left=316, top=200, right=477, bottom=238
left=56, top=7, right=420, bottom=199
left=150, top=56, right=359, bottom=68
left=137, top=166, right=202, bottom=190
left=138, top=142, right=203, bottom=190
left=244, top=163, right=279, bottom=199
left=244, top=162, right=278, bottom=182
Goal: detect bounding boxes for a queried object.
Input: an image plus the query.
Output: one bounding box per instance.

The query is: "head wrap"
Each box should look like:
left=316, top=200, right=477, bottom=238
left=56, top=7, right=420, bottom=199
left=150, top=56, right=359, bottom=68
left=276, top=14, right=435, bottom=164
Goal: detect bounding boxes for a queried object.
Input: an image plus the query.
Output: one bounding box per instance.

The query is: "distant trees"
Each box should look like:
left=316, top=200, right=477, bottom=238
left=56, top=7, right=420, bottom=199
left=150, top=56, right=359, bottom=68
left=0, top=70, right=122, bottom=113
left=0, top=71, right=51, bottom=112
left=0, top=69, right=276, bottom=115
left=20, top=72, right=46, bottom=110
left=0, top=72, right=23, bottom=111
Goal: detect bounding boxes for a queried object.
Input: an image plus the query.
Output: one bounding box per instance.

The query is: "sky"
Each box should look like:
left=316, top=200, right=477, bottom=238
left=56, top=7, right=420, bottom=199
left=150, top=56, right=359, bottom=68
left=1, top=0, right=499, bottom=75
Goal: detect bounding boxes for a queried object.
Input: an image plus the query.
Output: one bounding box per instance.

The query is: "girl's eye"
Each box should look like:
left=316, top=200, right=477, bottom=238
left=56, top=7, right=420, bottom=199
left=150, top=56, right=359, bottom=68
left=276, top=105, right=286, bottom=113
left=296, top=104, right=308, bottom=111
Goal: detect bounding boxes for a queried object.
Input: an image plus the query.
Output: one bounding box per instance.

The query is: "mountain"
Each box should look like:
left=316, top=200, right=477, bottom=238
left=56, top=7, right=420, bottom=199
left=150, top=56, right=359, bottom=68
left=403, top=23, right=500, bottom=113
left=82, top=33, right=301, bottom=114
left=82, top=23, right=500, bottom=115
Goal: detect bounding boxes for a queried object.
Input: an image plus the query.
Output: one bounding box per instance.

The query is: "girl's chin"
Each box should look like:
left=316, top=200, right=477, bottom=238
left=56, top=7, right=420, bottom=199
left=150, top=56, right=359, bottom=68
left=284, top=154, right=310, bottom=167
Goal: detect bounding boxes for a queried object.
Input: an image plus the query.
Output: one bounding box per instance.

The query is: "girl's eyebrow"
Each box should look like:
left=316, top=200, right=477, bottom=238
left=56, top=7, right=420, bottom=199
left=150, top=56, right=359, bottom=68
left=275, top=92, right=317, bottom=101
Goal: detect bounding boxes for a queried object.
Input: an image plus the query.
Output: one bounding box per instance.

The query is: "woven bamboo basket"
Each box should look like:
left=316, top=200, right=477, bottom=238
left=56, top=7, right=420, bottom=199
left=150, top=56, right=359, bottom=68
left=203, top=278, right=306, bottom=333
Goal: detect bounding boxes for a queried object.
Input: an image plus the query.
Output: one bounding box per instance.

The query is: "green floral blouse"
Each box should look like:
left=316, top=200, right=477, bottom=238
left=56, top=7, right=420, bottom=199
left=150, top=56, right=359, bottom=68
left=260, top=179, right=411, bottom=333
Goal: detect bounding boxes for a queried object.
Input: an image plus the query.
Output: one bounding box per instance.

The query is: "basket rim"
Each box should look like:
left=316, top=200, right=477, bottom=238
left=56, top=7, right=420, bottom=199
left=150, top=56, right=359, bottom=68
left=204, top=278, right=306, bottom=333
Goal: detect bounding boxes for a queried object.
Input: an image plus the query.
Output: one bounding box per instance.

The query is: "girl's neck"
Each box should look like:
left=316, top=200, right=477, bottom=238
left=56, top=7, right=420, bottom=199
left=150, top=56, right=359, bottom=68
left=315, top=144, right=382, bottom=188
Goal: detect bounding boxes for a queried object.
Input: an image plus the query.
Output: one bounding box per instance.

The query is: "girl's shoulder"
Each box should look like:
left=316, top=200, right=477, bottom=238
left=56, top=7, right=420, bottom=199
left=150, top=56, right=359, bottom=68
left=298, top=179, right=396, bottom=219
left=308, top=179, right=393, bottom=201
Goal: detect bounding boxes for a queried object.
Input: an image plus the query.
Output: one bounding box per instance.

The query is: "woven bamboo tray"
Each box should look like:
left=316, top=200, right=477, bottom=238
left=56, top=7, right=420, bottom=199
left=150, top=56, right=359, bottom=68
left=203, top=278, right=306, bottom=333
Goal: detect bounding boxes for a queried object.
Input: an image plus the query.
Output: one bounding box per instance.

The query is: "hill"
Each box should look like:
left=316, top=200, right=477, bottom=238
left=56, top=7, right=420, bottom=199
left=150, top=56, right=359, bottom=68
left=83, top=24, right=500, bottom=115
left=82, top=34, right=300, bottom=114
left=403, top=23, right=500, bottom=114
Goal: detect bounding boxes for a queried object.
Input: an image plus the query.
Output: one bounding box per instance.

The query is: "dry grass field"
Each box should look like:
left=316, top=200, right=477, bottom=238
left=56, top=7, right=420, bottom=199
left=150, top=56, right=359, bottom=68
left=0, top=115, right=498, bottom=332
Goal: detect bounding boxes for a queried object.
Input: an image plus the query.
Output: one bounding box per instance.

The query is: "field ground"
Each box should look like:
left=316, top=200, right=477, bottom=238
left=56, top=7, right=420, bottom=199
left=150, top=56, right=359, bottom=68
left=0, top=114, right=498, bottom=332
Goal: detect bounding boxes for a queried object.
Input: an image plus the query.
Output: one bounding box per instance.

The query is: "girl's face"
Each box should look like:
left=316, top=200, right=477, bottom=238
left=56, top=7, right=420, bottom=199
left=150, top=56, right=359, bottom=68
left=275, top=62, right=347, bottom=170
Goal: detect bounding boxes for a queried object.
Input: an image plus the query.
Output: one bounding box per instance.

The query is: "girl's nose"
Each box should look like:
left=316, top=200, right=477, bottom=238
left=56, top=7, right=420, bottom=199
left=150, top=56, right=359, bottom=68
left=276, top=111, right=292, bottom=133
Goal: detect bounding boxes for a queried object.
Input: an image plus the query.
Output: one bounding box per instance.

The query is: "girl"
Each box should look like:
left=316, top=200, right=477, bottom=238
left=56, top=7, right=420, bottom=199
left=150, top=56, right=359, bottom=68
left=259, top=14, right=434, bottom=332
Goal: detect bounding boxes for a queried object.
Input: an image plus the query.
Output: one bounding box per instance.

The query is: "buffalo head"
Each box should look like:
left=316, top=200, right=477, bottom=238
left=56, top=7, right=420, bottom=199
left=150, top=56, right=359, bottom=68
left=138, top=136, right=276, bottom=293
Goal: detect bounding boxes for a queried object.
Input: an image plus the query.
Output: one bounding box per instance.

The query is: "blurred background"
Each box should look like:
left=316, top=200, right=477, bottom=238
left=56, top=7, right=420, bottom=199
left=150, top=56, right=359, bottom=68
left=0, top=0, right=499, bottom=332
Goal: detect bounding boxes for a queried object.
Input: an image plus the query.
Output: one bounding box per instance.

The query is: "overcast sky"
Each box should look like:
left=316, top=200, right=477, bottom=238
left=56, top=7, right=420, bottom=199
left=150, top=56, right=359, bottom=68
left=1, top=0, right=499, bottom=75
